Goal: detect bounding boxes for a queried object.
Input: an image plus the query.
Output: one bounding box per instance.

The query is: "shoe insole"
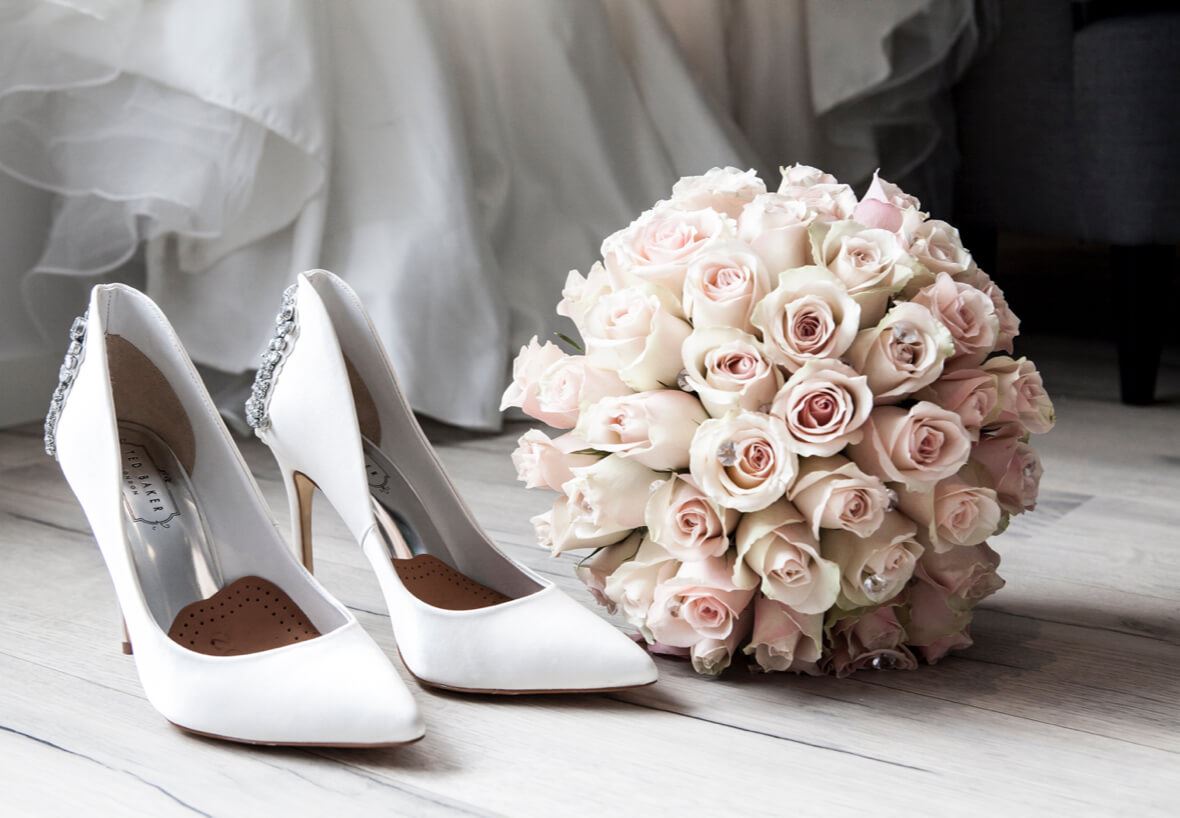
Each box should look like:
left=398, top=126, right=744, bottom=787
left=168, top=576, right=320, bottom=656
left=392, top=555, right=511, bottom=611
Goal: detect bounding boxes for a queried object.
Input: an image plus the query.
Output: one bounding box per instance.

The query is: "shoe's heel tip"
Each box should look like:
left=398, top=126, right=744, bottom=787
left=121, top=640, right=133, bottom=655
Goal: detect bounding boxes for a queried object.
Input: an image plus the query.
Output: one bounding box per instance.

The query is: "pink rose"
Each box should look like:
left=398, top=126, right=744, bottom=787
left=690, top=605, right=753, bottom=676
left=787, top=454, right=890, bottom=539
left=851, top=172, right=926, bottom=242
left=846, top=301, right=954, bottom=402
left=918, top=541, right=1005, bottom=610
left=645, top=474, right=739, bottom=561
left=577, top=390, right=707, bottom=470
left=970, top=424, right=1042, bottom=514
left=813, top=220, right=916, bottom=325
left=500, top=336, right=567, bottom=422
left=847, top=402, right=972, bottom=492
left=689, top=411, right=798, bottom=512
left=546, top=456, right=662, bottom=553
left=983, top=356, right=1056, bottom=434
left=602, top=204, right=734, bottom=294
left=583, top=285, right=692, bottom=391
left=647, top=556, right=756, bottom=648
left=910, top=272, right=999, bottom=362
left=744, top=595, right=823, bottom=673
left=751, top=266, right=861, bottom=370
left=919, top=628, right=973, bottom=664
left=732, top=500, right=841, bottom=613
left=680, top=327, right=782, bottom=417
left=958, top=266, right=1020, bottom=353
left=779, top=163, right=837, bottom=188
left=737, top=193, right=815, bottom=275
left=827, top=603, right=918, bottom=677
left=682, top=241, right=772, bottom=332
left=604, top=537, right=680, bottom=639
left=905, top=574, right=972, bottom=648
left=511, top=430, right=600, bottom=491
left=670, top=166, right=766, bottom=219
left=915, top=366, right=999, bottom=441
left=907, top=219, right=973, bottom=276
left=770, top=359, right=874, bottom=456
left=823, top=511, right=923, bottom=609
left=575, top=533, right=642, bottom=613
left=896, top=473, right=1002, bottom=553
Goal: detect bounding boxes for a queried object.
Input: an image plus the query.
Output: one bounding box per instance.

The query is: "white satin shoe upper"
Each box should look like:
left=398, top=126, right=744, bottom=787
left=257, top=270, right=657, bottom=693
left=51, top=284, right=423, bottom=745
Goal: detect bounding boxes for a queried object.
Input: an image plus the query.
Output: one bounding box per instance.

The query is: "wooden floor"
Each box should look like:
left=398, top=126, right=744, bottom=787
left=1, top=336, right=1177, bottom=817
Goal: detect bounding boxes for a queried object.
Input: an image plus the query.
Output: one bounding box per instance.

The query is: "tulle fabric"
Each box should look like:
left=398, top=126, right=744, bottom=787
left=0, top=0, right=979, bottom=430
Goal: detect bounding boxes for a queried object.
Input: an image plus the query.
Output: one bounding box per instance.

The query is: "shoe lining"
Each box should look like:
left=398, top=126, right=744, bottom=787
left=168, top=576, right=321, bottom=656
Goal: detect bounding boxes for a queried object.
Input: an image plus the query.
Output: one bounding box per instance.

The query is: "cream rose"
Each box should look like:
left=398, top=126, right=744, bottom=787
left=732, top=500, right=840, bottom=614
left=645, top=474, right=739, bottom=561
left=583, top=284, right=692, bottom=391
left=601, top=204, right=734, bottom=294
left=971, top=423, right=1043, bottom=514
left=646, top=556, right=755, bottom=648
left=737, top=193, right=815, bottom=275
left=603, top=537, right=680, bottom=639
left=812, top=220, right=916, bottom=325
left=846, top=301, right=954, bottom=402
left=500, top=336, right=567, bottom=421
left=680, top=327, right=782, bottom=418
left=556, top=261, right=612, bottom=332
left=779, top=163, right=838, bottom=188
left=751, top=266, right=860, bottom=370
left=906, top=574, right=972, bottom=650
left=910, top=272, right=999, bottom=362
left=689, top=411, right=799, bottom=512
left=670, top=166, right=766, bottom=219
left=915, top=366, right=999, bottom=441
left=511, top=430, right=600, bottom=491
left=682, top=241, right=772, bottom=332
left=983, top=356, right=1056, bottom=434
left=576, top=390, right=707, bottom=470
left=896, top=473, right=1002, bottom=553
left=823, top=511, right=923, bottom=609
left=918, top=541, right=1005, bottom=610
left=784, top=183, right=859, bottom=223
left=787, top=454, right=890, bottom=539
left=958, top=266, right=1020, bottom=353
left=531, top=355, right=630, bottom=429
left=847, top=402, right=973, bottom=492
left=828, top=603, right=918, bottom=677
left=744, top=595, right=823, bottom=674
left=907, top=219, right=973, bottom=276
left=769, top=360, right=873, bottom=456
left=548, top=455, right=662, bottom=553
left=690, top=608, right=753, bottom=677
left=574, top=533, right=642, bottom=613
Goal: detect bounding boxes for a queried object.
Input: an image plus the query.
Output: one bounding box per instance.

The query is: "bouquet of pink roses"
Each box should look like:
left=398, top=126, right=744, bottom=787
left=502, top=166, right=1054, bottom=677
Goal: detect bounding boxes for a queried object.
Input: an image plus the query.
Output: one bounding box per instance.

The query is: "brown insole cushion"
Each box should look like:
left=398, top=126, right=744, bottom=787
left=393, top=555, right=511, bottom=611
left=168, top=576, right=320, bottom=656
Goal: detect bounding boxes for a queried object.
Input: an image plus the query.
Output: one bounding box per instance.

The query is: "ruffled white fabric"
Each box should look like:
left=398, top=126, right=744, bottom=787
left=0, top=0, right=979, bottom=430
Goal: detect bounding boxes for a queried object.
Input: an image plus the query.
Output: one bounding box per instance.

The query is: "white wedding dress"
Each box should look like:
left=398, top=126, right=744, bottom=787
left=0, top=0, right=981, bottom=430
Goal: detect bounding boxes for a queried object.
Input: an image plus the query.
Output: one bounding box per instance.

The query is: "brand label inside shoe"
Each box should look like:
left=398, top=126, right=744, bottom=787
left=121, top=441, right=181, bottom=529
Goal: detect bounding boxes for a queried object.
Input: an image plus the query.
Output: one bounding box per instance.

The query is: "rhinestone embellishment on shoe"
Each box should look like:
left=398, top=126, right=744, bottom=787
left=44, top=312, right=89, bottom=458
left=245, top=284, right=299, bottom=432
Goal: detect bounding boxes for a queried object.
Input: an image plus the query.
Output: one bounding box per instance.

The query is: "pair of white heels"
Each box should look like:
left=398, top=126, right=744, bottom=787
left=47, top=270, right=656, bottom=747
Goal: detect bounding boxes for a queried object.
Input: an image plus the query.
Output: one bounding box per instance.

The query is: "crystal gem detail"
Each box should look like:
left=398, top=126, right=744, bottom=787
left=246, top=284, right=299, bottom=431
left=45, top=311, right=88, bottom=457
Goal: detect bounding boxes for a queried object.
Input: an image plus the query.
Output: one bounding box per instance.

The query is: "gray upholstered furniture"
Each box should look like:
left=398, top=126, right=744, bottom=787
left=954, top=0, right=1180, bottom=404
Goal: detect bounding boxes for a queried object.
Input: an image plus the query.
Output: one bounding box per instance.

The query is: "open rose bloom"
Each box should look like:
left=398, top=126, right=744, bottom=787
left=502, top=165, right=1053, bottom=677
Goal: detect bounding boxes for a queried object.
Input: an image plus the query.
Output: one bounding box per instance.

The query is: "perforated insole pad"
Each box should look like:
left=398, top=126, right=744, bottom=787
left=393, top=555, right=511, bottom=611
left=168, top=576, right=320, bottom=656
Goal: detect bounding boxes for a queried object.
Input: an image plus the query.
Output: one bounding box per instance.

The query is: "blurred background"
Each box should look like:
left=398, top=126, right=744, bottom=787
left=1, top=0, right=1177, bottom=432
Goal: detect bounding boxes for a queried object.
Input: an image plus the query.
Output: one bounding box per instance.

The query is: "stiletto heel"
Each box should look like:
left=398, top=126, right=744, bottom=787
left=284, top=468, right=318, bottom=573
left=49, top=284, right=423, bottom=745
left=250, top=270, right=658, bottom=694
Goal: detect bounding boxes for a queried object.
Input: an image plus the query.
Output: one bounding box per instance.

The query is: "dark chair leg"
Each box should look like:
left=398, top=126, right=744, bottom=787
left=1114, top=244, right=1171, bottom=405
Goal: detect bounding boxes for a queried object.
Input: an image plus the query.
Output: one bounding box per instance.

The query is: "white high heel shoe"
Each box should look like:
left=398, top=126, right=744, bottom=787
left=46, top=284, right=424, bottom=746
left=248, top=270, right=657, bottom=693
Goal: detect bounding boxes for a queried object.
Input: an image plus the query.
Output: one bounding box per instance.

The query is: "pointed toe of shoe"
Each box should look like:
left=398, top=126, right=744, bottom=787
left=538, top=597, right=658, bottom=692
